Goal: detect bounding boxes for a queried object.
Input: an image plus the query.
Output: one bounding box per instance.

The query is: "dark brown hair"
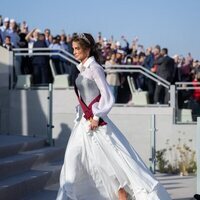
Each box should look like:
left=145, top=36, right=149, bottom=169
left=72, top=33, right=101, bottom=64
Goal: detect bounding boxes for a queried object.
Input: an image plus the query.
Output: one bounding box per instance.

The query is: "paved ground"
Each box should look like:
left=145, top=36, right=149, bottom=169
left=28, top=173, right=196, bottom=200
left=156, top=173, right=197, bottom=200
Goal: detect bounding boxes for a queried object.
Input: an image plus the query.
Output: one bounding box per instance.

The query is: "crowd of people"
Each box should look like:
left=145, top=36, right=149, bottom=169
left=0, top=15, right=200, bottom=113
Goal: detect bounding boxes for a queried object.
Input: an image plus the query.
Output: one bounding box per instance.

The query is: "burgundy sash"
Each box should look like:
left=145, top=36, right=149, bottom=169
left=74, top=85, right=107, bottom=126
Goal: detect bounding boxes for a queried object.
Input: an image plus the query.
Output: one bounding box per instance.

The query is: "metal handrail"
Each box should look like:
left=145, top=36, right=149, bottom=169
left=175, top=82, right=200, bottom=90
left=105, top=64, right=170, bottom=86
left=107, top=69, right=170, bottom=88
left=105, top=65, right=170, bottom=88
left=176, top=87, right=200, bottom=90
left=13, top=47, right=77, bottom=60
left=13, top=51, right=79, bottom=66
left=13, top=48, right=170, bottom=88
left=13, top=49, right=170, bottom=88
left=175, top=82, right=200, bottom=84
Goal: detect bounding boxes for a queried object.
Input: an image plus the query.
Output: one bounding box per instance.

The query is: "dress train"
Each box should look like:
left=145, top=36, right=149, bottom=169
left=56, top=116, right=171, bottom=200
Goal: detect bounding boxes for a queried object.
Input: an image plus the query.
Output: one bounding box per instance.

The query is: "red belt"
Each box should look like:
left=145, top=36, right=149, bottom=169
left=74, top=85, right=107, bottom=126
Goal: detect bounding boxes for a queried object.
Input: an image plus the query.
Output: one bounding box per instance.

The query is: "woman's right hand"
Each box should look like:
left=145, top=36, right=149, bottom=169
left=89, top=118, right=99, bottom=131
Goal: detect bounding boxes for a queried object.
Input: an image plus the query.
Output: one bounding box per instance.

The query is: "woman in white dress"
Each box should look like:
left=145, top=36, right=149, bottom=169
left=56, top=33, right=171, bottom=200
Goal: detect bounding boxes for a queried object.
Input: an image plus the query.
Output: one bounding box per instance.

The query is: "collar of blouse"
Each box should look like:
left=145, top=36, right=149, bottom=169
left=77, top=56, right=95, bottom=72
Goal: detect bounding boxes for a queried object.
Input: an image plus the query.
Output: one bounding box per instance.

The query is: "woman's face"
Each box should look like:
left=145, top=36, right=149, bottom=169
left=72, top=41, right=90, bottom=63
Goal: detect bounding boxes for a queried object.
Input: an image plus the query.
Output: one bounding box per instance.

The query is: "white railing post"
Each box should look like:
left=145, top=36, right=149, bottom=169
left=169, top=85, right=176, bottom=108
left=170, top=85, right=176, bottom=124
left=197, top=117, right=200, bottom=194
left=47, top=83, right=54, bottom=146
left=150, top=114, right=157, bottom=174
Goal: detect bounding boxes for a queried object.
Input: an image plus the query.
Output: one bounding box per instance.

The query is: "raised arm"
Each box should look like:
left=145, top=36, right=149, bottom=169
left=25, top=28, right=36, bottom=42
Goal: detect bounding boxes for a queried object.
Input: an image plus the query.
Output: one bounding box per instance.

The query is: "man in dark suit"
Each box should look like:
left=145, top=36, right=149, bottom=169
left=31, top=33, right=51, bottom=85
left=154, top=48, right=175, bottom=104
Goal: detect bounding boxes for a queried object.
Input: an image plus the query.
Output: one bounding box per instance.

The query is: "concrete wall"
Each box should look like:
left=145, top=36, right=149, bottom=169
left=0, top=47, right=12, bottom=133
left=0, top=46, right=12, bottom=87
left=5, top=89, right=196, bottom=165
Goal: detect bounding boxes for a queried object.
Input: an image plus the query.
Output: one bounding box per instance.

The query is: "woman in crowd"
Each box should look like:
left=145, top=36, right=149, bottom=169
left=105, top=51, right=120, bottom=102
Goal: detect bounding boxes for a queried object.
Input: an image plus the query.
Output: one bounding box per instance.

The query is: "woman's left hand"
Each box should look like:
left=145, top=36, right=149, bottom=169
left=89, top=118, right=99, bottom=131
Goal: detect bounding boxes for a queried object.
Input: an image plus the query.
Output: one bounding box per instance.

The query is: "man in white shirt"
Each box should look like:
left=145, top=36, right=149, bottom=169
left=0, top=17, right=10, bottom=42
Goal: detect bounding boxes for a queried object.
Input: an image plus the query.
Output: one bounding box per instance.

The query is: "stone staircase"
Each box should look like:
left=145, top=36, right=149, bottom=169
left=0, top=134, right=65, bottom=200
left=0, top=134, right=196, bottom=200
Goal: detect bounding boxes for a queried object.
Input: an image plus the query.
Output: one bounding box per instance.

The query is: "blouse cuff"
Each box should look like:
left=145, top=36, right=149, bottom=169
left=93, top=115, right=100, bottom=121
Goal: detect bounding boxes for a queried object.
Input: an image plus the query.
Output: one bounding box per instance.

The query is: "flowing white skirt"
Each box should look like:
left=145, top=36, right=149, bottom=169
left=56, top=116, right=171, bottom=200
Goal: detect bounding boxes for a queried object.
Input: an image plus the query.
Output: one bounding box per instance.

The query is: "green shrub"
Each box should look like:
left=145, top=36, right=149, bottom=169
left=156, top=138, right=197, bottom=175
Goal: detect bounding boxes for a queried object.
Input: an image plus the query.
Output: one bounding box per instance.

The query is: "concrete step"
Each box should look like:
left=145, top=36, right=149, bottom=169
left=0, top=134, right=65, bottom=200
left=0, top=135, right=46, bottom=158
left=0, top=147, right=65, bottom=180
left=0, top=161, right=62, bottom=200
left=22, top=183, right=59, bottom=200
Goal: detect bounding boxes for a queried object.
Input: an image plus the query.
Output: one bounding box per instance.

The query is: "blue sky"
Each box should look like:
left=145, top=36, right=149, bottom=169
left=1, top=0, right=200, bottom=59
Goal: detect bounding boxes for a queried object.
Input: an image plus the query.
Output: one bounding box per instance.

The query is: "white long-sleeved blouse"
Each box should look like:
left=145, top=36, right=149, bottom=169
left=75, top=56, right=115, bottom=121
